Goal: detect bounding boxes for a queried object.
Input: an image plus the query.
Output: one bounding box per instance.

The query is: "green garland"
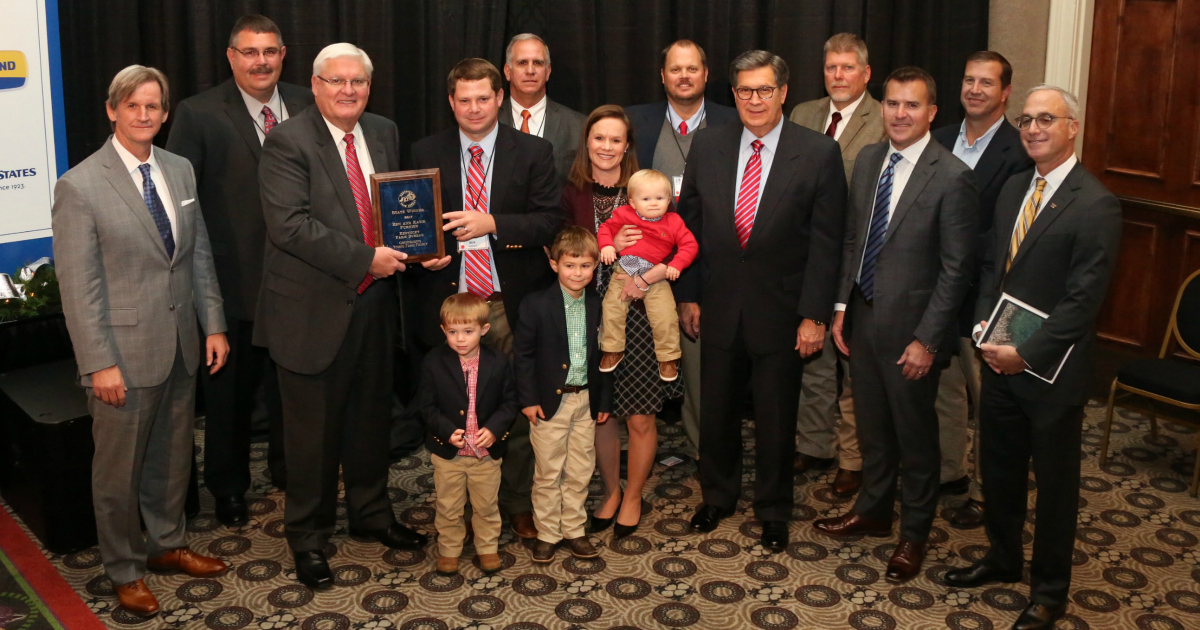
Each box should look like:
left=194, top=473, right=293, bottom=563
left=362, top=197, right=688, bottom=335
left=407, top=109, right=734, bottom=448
left=0, top=265, right=62, bottom=323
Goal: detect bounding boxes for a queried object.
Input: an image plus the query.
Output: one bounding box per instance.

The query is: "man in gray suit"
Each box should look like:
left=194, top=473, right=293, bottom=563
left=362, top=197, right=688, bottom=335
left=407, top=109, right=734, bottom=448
left=256, top=43, right=434, bottom=589
left=815, top=67, right=978, bottom=583
left=499, top=33, right=585, bottom=185
left=789, top=33, right=885, bottom=496
left=53, top=65, right=230, bottom=615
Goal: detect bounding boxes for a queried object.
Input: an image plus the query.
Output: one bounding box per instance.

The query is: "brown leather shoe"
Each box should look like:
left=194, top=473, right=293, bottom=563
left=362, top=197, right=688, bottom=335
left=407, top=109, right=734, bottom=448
left=599, top=352, right=624, bottom=372
left=564, top=536, right=599, bottom=558
left=477, top=553, right=502, bottom=573
left=511, top=512, right=538, bottom=539
left=792, top=453, right=835, bottom=473
left=530, top=539, right=556, bottom=564
left=885, top=539, right=927, bottom=583
left=949, top=499, right=985, bottom=528
left=436, top=555, right=459, bottom=575
left=115, top=579, right=159, bottom=615
left=147, top=547, right=227, bottom=577
left=832, top=468, right=863, bottom=497
left=812, top=513, right=892, bottom=537
left=659, top=361, right=678, bottom=381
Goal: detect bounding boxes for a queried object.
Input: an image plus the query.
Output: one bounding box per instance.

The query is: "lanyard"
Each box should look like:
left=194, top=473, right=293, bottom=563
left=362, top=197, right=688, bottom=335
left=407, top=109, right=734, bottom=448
left=666, top=106, right=705, bottom=167
left=517, top=105, right=548, bottom=138
left=249, top=89, right=284, bottom=139
left=459, top=143, right=497, bottom=212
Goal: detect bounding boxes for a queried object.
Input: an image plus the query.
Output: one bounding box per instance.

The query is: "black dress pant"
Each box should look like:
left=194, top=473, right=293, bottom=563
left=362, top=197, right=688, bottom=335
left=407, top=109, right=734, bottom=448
left=979, top=372, right=1083, bottom=606
left=201, top=318, right=285, bottom=498
left=847, top=289, right=941, bottom=541
left=277, top=280, right=398, bottom=552
left=699, top=320, right=801, bottom=522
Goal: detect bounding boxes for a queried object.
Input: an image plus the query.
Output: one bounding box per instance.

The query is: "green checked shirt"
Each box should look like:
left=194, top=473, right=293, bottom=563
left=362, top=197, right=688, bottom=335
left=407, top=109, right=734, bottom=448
left=561, top=285, right=588, bottom=386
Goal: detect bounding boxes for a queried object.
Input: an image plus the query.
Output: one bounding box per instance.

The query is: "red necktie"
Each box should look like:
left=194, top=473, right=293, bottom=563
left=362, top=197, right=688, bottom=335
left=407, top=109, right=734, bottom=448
left=344, top=134, right=375, bottom=293
left=679, top=120, right=688, bottom=135
left=520, top=110, right=531, bottom=134
left=262, top=105, right=278, bottom=134
left=825, top=111, right=842, bottom=138
left=733, top=140, right=764, bottom=248
left=463, top=146, right=493, bottom=298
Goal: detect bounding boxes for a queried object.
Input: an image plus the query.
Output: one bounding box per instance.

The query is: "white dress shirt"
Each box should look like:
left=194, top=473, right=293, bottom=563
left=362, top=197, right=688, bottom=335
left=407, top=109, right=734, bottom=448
left=510, top=95, right=548, bottom=137
left=457, top=123, right=502, bottom=294
left=823, top=90, right=866, bottom=141
left=951, top=115, right=1004, bottom=169
left=237, top=84, right=289, bottom=145
left=733, top=116, right=786, bottom=222
left=112, top=137, right=178, bottom=243
left=322, top=116, right=376, bottom=202
left=666, top=98, right=707, bottom=134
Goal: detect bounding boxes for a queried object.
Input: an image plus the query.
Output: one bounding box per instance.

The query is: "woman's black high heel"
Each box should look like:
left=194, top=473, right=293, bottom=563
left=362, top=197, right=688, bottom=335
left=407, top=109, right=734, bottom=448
left=613, top=517, right=640, bottom=539
left=589, top=514, right=614, bottom=533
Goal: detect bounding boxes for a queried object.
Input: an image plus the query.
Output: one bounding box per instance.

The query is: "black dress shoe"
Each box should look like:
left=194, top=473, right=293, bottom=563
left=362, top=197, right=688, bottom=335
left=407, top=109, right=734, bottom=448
left=1012, top=602, right=1066, bottom=630
left=950, top=499, right=985, bottom=528
left=690, top=504, right=734, bottom=533
left=214, top=495, right=249, bottom=527
left=293, top=551, right=333, bottom=589
left=760, top=521, right=789, bottom=552
left=944, top=561, right=1022, bottom=588
left=939, top=475, right=971, bottom=496
left=351, top=523, right=428, bottom=549
left=589, top=515, right=614, bottom=534
left=792, top=453, right=835, bottom=474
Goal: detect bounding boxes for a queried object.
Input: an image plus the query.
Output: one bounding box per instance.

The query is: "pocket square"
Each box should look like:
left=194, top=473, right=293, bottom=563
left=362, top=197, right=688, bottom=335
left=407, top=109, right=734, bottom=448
left=182, top=198, right=196, bottom=206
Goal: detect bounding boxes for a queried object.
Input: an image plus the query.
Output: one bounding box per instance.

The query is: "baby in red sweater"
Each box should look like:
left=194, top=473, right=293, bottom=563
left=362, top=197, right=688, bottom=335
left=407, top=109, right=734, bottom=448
left=596, top=169, right=698, bottom=381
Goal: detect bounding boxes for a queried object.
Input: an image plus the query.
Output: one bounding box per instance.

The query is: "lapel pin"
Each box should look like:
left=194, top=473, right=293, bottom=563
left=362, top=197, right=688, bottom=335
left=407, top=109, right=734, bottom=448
left=1050, top=203, right=1057, bottom=209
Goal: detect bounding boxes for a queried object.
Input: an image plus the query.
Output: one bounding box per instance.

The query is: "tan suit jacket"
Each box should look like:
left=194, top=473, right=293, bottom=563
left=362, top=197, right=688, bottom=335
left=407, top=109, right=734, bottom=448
left=789, top=93, right=886, bottom=181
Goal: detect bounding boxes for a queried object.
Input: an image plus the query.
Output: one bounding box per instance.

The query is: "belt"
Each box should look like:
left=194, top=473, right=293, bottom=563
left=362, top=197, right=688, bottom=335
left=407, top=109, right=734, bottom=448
left=560, top=385, right=588, bottom=394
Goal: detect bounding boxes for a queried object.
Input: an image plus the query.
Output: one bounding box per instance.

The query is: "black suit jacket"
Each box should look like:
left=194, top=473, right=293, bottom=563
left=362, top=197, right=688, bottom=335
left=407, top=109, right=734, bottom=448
left=976, top=163, right=1122, bottom=405
left=254, top=106, right=401, bottom=374
left=838, top=139, right=979, bottom=363
left=933, top=119, right=1034, bottom=336
left=675, top=120, right=847, bottom=354
left=166, top=79, right=314, bottom=321
left=407, top=124, right=565, bottom=348
left=625, top=100, right=739, bottom=170
left=512, top=283, right=613, bottom=419
left=415, top=344, right=519, bottom=460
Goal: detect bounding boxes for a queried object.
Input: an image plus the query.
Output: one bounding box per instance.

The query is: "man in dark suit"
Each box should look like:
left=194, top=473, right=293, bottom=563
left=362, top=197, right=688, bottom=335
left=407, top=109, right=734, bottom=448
left=256, top=43, right=429, bottom=589
left=931, top=51, right=1034, bottom=527
left=678, top=50, right=846, bottom=552
left=624, top=39, right=738, bottom=461
left=945, top=85, right=1122, bottom=630
left=816, top=67, right=978, bottom=584
left=499, top=33, right=585, bottom=186
left=409, top=57, right=563, bottom=541
left=166, top=14, right=313, bottom=526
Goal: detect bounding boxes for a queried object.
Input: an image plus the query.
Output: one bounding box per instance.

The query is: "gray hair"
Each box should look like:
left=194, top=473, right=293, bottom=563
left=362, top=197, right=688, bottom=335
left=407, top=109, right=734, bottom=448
left=1025, top=84, right=1080, bottom=119
left=312, top=43, right=374, bottom=78
left=729, top=50, right=789, bottom=88
left=107, top=65, right=170, bottom=113
left=506, top=33, right=550, bottom=67
left=824, top=33, right=868, bottom=67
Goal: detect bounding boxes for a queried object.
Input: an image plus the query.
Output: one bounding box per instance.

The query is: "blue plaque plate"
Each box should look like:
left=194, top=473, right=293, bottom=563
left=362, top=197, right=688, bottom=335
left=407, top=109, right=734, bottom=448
left=370, top=168, right=445, bottom=262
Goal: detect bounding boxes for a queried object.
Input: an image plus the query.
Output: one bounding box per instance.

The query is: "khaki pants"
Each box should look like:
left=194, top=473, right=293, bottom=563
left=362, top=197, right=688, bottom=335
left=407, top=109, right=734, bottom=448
left=601, top=268, right=680, bottom=362
left=530, top=391, right=596, bottom=543
left=934, top=336, right=984, bottom=501
left=797, top=330, right=862, bottom=470
left=679, top=331, right=701, bottom=459
left=431, top=453, right=503, bottom=557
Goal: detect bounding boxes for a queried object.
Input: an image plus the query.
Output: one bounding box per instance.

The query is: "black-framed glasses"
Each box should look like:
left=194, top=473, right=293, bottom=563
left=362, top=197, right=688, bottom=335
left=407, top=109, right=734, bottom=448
left=230, top=46, right=282, bottom=60
left=734, top=86, right=778, bottom=100
left=1015, top=114, right=1074, bottom=130
left=315, top=75, right=370, bottom=89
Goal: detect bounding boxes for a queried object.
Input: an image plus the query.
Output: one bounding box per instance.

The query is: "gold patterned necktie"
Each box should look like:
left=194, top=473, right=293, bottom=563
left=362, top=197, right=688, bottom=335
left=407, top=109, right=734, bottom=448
left=1008, top=177, right=1047, bottom=272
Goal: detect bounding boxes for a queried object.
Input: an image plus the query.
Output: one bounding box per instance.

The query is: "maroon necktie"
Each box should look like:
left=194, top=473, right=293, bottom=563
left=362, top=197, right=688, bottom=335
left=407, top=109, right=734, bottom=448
left=825, top=111, right=842, bottom=138
left=344, top=134, right=375, bottom=293
left=262, top=106, right=278, bottom=134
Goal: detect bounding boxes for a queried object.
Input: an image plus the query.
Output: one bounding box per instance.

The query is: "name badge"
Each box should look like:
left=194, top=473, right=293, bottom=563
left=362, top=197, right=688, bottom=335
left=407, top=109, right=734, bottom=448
left=458, top=235, right=490, bottom=251
left=672, top=175, right=683, bottom=201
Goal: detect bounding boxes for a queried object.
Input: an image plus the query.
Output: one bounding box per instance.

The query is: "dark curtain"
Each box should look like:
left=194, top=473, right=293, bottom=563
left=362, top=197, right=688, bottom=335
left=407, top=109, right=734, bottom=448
left=58, top=0, right=988, bottom=167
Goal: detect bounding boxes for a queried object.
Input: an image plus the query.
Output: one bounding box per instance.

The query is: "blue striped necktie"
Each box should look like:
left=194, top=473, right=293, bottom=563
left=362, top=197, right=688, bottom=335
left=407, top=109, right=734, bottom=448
left=858, top=151, right=903, bottom=300
left=137, top=163, right=175, bottom=259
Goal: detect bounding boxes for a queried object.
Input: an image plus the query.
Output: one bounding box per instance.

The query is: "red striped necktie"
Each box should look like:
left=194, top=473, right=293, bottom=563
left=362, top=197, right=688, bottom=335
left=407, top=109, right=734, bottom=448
left=262, top=105, right=278, bottom=134
left=733, top=140, right=764, bottom=248
left=463, top=145, right=493, bottom=298
left=344, top=133, right=375, bottom=293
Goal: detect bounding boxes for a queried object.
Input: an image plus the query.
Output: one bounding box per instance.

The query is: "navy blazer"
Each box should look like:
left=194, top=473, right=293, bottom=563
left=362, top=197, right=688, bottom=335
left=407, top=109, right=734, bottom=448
left=415, top=344, right=519, bottom=460
left=512, top=283, right=613, bottom=419
left=625, top=100, right=739, bottom=170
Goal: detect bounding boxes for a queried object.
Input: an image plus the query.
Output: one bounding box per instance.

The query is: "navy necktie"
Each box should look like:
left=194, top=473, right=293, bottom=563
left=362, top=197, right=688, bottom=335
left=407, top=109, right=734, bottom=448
left=138, top=163, right=175, bottom=259
left=858, top=152, right=903, bottom=300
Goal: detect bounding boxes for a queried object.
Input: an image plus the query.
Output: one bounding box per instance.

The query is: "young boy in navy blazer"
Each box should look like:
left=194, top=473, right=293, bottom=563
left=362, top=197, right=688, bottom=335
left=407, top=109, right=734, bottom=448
left=415, top=293, right=518, bottom=576
left=513, top=227, right=613, bottom=564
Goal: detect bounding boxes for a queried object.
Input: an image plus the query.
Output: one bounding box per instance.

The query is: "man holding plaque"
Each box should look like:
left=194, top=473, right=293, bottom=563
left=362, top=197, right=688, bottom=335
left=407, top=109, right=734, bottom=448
left=409, top=57, right=563, bottom=542
left=256, top=42, right=431, bottom=589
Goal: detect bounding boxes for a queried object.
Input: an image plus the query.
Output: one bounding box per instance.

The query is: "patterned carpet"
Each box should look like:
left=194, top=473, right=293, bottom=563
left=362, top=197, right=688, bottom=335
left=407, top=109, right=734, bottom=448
left=9, top=400, right=1200, bottom=630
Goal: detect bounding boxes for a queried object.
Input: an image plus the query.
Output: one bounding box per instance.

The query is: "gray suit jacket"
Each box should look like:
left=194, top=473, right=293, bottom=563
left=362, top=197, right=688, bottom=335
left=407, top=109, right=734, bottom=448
left=499, top=96, right=585, bottom=185
left=838, top=139, right=979, bottom=362
left=254, top=106, right=401, bottom=374
left=52, top=139, right=226, bottom=387
left=790, top=93, right=886, bottom=182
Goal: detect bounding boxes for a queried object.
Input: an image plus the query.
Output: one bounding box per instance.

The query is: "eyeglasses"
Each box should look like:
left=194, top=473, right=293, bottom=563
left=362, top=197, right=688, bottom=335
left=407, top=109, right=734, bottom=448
left=734, top=86, right=778, bottom=100
left=315, top=76, right=370, bottom=89
left=1015, top=114, right=1074, bottom=130
left=230, top=47, right=282, bottom=60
